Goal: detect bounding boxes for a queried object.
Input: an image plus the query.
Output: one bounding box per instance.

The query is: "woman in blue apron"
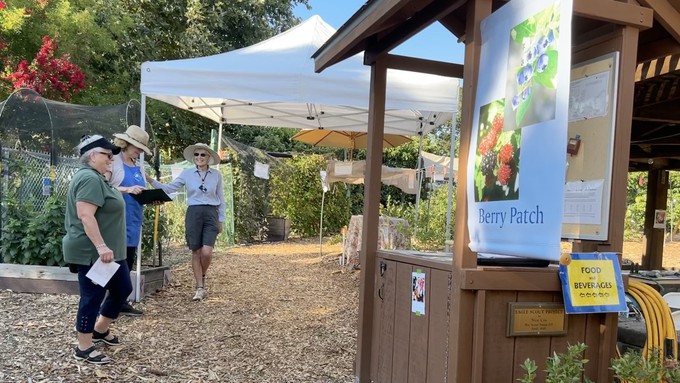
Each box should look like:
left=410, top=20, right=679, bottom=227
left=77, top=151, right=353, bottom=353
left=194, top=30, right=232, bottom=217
left=110, top=125, right=153, bottom=316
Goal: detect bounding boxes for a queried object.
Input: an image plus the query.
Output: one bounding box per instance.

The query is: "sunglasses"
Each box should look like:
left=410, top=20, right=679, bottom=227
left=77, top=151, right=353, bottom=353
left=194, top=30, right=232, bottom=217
left=194, top=152, right=208, bottom=157
left=95, top=151, right=114, bottom=159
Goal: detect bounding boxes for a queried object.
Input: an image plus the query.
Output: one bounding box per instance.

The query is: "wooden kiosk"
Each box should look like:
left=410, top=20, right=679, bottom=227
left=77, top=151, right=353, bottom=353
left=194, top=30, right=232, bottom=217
left=311, top=0, right=679, bottom=381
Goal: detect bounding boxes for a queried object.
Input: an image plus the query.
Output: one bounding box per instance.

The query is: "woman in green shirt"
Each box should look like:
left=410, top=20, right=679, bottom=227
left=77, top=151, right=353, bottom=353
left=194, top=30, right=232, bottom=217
left=63, top=135, right=131, bottom=365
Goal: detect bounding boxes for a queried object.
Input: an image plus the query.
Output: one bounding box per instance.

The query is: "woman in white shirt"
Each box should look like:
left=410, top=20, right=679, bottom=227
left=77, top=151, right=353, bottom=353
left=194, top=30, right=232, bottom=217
left=147, top=143, right=225, bottom=301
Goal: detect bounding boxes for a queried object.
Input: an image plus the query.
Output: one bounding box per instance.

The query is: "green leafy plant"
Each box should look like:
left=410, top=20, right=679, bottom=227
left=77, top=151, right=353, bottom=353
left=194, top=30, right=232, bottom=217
left=519, top=343, right=591, bottom=383
left=20, top=194, right=66, bottom=266
left=610, top=349, right=679, bottom=383
left=519, top=343, right=680, bottom=383
left=1, top=193, right=33, bottom=264
left=381, top=184, right=457, bottom=250
left=1, top=191, right=66, bottom=266
left=269, top=154, right=351, bottom=238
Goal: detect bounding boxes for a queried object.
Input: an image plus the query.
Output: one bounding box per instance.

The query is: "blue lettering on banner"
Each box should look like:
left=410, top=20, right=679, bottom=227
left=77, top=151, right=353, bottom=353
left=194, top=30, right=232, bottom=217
left=479, top=205, right=544, bottom=228
left=479, top=208, right=507, bottom=228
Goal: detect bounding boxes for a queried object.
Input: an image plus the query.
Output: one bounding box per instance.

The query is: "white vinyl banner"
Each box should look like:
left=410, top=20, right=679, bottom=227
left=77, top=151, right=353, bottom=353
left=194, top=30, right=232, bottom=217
left=466, top=0, right=572, bottom=261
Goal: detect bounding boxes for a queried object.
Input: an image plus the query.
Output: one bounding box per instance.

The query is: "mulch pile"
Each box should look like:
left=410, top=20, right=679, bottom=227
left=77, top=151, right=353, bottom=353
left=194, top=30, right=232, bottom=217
left=0, top=240, right=358, bottom=382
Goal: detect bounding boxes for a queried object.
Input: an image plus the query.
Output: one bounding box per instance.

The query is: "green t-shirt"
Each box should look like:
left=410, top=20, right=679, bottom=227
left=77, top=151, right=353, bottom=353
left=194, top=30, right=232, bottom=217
left=62, top=166, right=127, bottom=265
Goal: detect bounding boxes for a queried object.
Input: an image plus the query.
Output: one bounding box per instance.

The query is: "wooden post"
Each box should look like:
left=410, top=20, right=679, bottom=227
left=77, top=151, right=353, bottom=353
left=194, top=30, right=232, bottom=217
left=450, top=1, right=492, bottom=382
left=643, top=169, right=668, bottom=270
left=356, top=57, right=387, bottom=382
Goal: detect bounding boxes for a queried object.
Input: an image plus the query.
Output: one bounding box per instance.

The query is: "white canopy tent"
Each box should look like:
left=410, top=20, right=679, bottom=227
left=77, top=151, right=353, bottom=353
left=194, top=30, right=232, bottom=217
left=139, top=15, right=458, bottom=138
left=135, top=15, right=459, bottom=299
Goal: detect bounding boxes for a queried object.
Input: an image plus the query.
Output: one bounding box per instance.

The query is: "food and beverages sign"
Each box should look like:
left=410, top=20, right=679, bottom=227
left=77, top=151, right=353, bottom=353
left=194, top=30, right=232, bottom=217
left=467, top=0, right=573, bottom=260
left=558, top=252, right=626, bottom=314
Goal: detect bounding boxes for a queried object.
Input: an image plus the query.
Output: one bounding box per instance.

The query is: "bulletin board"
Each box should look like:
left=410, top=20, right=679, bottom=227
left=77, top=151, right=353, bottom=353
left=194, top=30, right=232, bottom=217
left=562, top=52, right=619, bottom=240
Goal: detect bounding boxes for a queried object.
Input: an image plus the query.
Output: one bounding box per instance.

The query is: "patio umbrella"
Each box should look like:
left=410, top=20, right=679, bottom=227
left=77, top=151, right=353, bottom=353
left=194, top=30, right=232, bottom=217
left=291, top=129, right=412, bottom=160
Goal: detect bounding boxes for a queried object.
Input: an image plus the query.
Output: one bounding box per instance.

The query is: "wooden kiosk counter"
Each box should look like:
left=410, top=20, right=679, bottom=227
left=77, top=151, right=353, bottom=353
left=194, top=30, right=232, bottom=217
left=370, top=250, right=613, bottom=382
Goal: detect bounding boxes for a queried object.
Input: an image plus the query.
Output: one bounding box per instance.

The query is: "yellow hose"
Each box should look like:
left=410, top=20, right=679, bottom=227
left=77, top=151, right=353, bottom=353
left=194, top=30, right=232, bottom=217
left=627, top=280, right=678, bottom=361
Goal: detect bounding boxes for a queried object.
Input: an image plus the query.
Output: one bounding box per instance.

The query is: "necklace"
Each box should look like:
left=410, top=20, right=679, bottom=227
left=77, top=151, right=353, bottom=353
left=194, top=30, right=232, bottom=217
left=196, top=168, right=209, bottom=193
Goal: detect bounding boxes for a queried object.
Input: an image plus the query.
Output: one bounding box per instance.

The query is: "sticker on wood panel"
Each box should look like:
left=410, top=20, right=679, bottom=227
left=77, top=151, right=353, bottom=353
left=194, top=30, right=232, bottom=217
left=411, top=270, right=425, bottom=316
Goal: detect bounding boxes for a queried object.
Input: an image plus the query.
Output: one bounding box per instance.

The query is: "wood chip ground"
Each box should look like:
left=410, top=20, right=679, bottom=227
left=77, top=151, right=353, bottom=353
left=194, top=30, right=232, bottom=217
left=0, top=240, right=358, bottom=383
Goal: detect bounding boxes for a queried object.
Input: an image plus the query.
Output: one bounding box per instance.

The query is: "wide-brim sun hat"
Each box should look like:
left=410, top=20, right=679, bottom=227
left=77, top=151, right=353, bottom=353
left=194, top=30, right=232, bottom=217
left=77, top=135, right=121, bottom=156
left=113, top=125, right=152, bottom=155
left=183, top=143, right=221, bottom=165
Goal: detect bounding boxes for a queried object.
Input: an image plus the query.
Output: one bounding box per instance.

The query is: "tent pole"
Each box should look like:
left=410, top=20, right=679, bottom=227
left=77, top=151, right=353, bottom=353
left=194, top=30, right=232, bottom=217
left=445, top=123, right=456, bottom=253
left=135, top=95, right=148, bottom=303
left=320, top=189, right=325, bottom=255
left=413, top=127, right=424, bottom=243
left=217, top=115, right=224, bottom=162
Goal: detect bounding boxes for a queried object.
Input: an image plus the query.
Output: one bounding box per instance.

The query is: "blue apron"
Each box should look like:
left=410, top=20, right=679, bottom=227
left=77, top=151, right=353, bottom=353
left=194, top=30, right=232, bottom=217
left=120, top=155, right=145, bottom=246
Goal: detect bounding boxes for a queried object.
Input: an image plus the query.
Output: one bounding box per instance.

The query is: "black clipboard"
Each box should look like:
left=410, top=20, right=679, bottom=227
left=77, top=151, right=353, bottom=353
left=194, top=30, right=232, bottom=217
left=130, top=189, right=172, bottom=205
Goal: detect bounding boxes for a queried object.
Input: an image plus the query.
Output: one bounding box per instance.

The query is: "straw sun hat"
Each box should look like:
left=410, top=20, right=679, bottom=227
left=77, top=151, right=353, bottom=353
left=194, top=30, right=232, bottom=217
left=113, top=125, right=152, bottom=155
left=183, top=143, right=221, bottom=165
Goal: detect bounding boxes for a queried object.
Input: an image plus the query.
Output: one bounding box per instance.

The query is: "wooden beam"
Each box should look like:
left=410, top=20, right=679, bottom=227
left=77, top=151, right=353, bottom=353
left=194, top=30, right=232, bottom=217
left=637, top=37, right=680, bottom=63
left=314, top=0, right=416, bottom=72
left=631, top=146, right=680, bottom=158
left=637, top=0, right=680, bottom=44
left=0, top=264, right=77, bottom=281
left=635, top=53, right=680, bottom=80
left=635, top=110, right=680, bottom=124
left=439, top=12, right=466, bottom=40
left=364, top=0, right=466, bottom=62
left=382, top=54, right=464, bottom=77
left=573, top=0, right=653, bottom=29
left=461, top=268, right=563, bottom=291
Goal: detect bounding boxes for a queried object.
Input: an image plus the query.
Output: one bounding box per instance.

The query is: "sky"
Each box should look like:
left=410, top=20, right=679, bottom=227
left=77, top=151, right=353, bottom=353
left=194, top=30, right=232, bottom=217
left=293, top=0, right=465, bottom=64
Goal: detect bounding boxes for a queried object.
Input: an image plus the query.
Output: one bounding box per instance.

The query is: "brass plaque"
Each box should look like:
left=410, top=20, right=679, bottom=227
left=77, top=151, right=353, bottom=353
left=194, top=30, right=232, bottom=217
left=507, top=302, right=568, bottom=337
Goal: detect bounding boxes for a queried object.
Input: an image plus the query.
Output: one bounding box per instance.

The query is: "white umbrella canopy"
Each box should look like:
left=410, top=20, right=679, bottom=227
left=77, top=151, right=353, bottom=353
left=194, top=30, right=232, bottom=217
left=140, top=15, right=458, bottom=136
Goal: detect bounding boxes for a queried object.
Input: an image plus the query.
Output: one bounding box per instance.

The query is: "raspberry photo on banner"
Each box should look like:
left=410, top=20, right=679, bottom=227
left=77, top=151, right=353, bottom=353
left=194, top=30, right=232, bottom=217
left=474, top=99, right=521, bottom=202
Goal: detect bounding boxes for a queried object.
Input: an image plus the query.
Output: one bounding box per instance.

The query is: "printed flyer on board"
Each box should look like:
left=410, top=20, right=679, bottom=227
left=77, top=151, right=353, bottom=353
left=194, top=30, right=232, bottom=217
left=467, top=0, right=573, bottom=261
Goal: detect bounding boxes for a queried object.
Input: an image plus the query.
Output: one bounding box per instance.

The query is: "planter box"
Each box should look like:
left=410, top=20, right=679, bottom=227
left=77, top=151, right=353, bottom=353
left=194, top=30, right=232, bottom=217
left=129, top=266, right=171, bottom=301
left=0, top=263, right=170, bottom=300
left=0, top=264, right=78, bottom=294
left=266, top=217, right=291, bottom=242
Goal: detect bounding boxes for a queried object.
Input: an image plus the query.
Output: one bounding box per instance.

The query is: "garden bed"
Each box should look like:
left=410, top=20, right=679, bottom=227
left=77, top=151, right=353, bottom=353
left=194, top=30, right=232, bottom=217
left=0, top=263, right=171, bottom=299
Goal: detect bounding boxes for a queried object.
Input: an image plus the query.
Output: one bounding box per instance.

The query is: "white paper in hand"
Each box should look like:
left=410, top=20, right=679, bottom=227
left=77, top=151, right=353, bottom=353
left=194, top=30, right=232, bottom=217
left=85, top=258, right=120, bottom=286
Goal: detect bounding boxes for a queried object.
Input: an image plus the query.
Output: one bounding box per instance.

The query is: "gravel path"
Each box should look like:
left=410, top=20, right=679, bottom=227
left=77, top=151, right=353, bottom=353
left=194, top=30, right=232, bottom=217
left=0, top=240, right=358, bottom=383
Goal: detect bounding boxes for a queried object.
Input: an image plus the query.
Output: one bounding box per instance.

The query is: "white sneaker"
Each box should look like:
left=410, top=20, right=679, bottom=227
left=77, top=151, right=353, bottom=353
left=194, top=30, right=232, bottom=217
left=193, top=287, right=207, bottom=301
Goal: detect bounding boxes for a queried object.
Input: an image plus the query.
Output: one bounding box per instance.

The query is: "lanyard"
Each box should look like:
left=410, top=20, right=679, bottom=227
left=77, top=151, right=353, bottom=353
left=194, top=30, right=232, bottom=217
left=196, top=168, right=210, bottom=192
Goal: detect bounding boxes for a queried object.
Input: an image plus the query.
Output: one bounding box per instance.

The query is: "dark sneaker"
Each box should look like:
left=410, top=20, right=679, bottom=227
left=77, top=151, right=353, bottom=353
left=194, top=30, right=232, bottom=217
left=73, top=345, right=111, bottom=365
left=92, top=329, right=121, bottom=346
left=120, top=302, right=143, bottom=317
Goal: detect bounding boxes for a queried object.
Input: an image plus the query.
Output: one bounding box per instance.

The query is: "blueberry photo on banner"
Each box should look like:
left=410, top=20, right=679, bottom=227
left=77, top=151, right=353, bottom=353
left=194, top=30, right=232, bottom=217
left=467, top=0, right=573, bottom=261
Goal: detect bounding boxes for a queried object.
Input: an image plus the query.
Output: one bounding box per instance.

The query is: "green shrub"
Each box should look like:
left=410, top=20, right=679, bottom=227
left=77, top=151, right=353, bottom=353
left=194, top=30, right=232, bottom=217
left=519, top=343, right=679, bottom=383
left=21, top=194, right=66, bottom=266
left=1, top=193, right=65, bottom=266
left=610, top=349, right=679, bottom=383
left=381, top=183, right=457, bottom=250
left=270, top=154, right=351, bottom=237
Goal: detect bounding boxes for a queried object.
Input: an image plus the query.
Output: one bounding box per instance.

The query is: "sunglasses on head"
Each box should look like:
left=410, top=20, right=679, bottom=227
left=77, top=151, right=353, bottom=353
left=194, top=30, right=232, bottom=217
left=95, top=151, right=114, bottom=159
left=194, top=152, right=207, bottom=157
